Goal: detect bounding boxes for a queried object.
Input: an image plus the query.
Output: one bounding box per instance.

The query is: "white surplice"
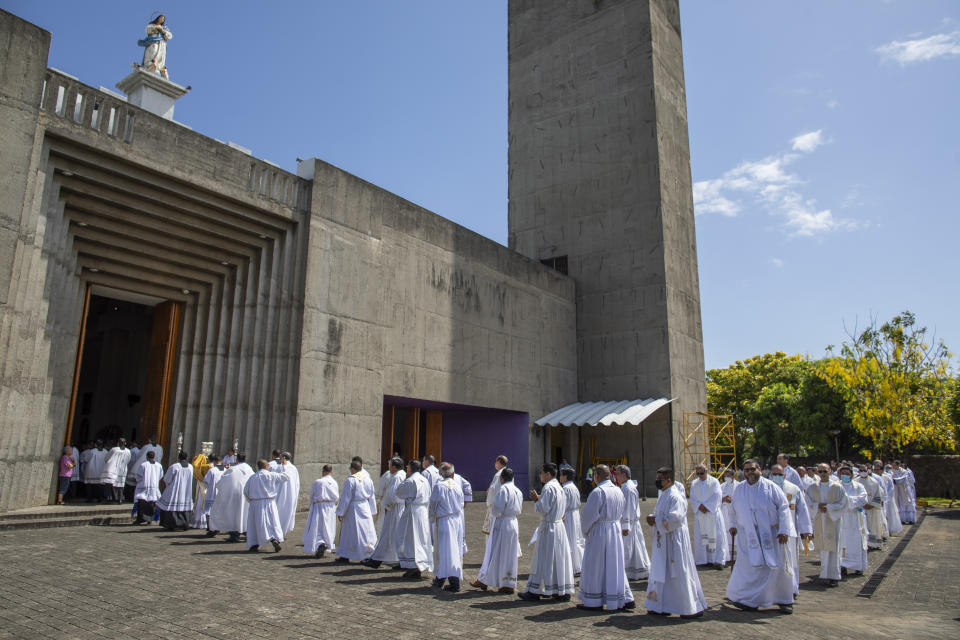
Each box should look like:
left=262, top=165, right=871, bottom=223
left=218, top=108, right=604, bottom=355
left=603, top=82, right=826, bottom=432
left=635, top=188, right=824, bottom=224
left=526, top=478, right=575, bottom=595
left=371, top=470, right=407, bottom=563
left=725, top=477, right=795, bottom=608
left=83, top=447, right=108, bottom=483
left=860, top=473, right=885, bottom=549
left=561, top=480, right=584, bottom=575
left=422, top=464, right=441, bottom=494
left=208, top=462, right=254, bottom=534
left=453, top=473, right=472, bottom=554
left=202, top=466, right=223, bottom=516
left=882, top=472, right=903, bottom=535
left=840, top=479, right=868, bottom=572
left=134, top=460, right=163, bottom=502
left=689, top=475, right=729, bottom=566
left=302, top=475, right=340, bottom=554
left=243, top=468, right=290, bottom=547
left=336, top=472, right=378, bottom=561
left=275, top=462, right=300, bottom=535
left=645, top=482, right=707, bottom=616
left=620, top=478, right=651, bottom=579
left=778, top=479, right=812, bottom=594
left=720, top=477, right=739, bottom=556
left=476, top=480, right=522, bottom=588
left=100, top=446, right=131, bottom=488
left=396, top=472, right=434, bottom=572
left=482, top=468, right=503, bottom=534
left=805, top=479, right=846, bottom=580
left=430, top=477, right=465, bottom=580
left=375, top=469, right=392, bottom=535
left=157, top=462, right=194, bottom=512
left=578, top=479, right=634, bottom=610
left=892, top=468, right=917, bottom=523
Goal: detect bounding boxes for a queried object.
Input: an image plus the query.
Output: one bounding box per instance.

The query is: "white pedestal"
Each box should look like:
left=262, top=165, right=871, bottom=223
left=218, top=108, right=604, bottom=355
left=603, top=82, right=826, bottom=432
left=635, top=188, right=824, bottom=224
left=115, top=69, right=189, bottom=120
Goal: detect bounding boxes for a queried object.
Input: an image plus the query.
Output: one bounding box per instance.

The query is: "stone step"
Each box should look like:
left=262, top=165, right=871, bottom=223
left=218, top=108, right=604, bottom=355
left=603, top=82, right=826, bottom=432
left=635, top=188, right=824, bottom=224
left=0, top=514, right=130, bottom=531
left=0, top=505, right=132, bottom=522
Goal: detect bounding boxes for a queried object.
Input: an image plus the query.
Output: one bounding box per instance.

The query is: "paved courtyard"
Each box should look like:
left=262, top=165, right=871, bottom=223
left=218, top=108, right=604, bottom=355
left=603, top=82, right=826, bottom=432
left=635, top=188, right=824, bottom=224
left=0, top=500, right=957, bottom=639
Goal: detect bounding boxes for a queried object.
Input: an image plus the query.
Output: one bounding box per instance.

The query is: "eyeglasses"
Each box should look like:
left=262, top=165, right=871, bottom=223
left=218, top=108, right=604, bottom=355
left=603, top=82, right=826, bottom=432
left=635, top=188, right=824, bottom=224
left=742, top=466, right=759, bottom=472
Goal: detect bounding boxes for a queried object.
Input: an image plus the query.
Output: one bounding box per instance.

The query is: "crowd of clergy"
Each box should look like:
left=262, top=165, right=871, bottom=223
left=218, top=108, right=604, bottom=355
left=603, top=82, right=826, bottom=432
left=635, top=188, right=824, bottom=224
left=56, top=441, right=918, bottom=617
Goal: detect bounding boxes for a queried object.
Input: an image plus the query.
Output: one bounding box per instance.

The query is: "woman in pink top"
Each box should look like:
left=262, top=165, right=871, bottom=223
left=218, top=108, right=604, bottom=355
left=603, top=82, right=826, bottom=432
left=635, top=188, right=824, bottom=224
left=57, top=446, right=75, bottom=504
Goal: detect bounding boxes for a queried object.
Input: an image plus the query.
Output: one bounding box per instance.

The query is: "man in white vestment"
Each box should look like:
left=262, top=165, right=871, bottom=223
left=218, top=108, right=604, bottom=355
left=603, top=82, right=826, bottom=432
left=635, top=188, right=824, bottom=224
left=430, top=463, right=465, bottom=592
left=421, top=454, right=441, bottom=493
left=351, top=456, right=372, bottom=483
left=770, top=464, right=812, bottom=596
left=364, top=457, right=407, bottom=568
left=481, top=455, right=508, bottom=535
left=243, top=458, right=290, bottom=552
left=375, top=464, right=393, bottom=536
left=859, top=463, right=885, bottom=549
left=209, top=453, right=254, bottom=543
left=202, top=456, right=223, bottom=536
left=302, top=464, right=340, bottom=557
left=451, top=468, right=472, bottom=555
left=689, top=464, right=729, bottom=569
left=519, top=463, right=575, bottom=601
left=576, top=465, right=635, bottom=612
left=83, top=440, right=109, bottom=502
left=275, top=452, right=300, bottom=536
left=221, top=448, right=236, bottom=467
left=726, top=458, right=796, bottom=614
left=720, top=467, right=739, bottom=561
left=805, top=462, right=846, bottom=587
left=777, top=453, right=803, bottom=488
left=157, top=451, right=194, bottom=530
left=396, top=460, right=434, bottom=579
left=101, top=439, right=132, bottom=503
left=559, top=468, right=584, bottom=576
left=472, top=468, right=522, bottom=593
left=267, top=449, right=282, bottom=471
left=336, top=459, right=378, bottom=563
left=891, top=460, right=917, bottom=524
left=128, top=437, right=163, bottom=485
left=615, top=464, right=651, bottom=580
left=881, top=464, right=903, bottom=535
left=870, top=461, right=890, bottom=540
left=645, top=467, right=707, bottom=618
left=837, top=465, right=868, bottom=575
left=133, top=451, right=163, bottom=525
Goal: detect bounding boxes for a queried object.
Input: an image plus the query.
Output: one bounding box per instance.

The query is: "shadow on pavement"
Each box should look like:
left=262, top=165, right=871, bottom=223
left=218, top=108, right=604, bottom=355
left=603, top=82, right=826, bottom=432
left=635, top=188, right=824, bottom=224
left=369, top=585, right=435, bottom=597
left=335, top=575, right=413, bottom=586
left=524, top=606, right=612, bottom=623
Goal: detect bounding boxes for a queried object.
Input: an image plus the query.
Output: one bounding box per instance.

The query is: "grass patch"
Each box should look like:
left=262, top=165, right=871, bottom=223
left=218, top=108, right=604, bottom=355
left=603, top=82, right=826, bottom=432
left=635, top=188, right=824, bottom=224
left=917, top=496, right=958, bottom=509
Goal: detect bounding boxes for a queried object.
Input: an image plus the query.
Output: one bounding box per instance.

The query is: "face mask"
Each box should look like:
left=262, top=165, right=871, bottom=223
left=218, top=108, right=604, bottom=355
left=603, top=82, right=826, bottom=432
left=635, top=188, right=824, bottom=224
left=841, top=475, right=852, bottom=483
left=654, top=479, right=663, bottom=490
left=859, top=471, right=869, bottom=477
left=771, top=475, right=784, bottom=485
left=724, top=476, right=733, bottom=484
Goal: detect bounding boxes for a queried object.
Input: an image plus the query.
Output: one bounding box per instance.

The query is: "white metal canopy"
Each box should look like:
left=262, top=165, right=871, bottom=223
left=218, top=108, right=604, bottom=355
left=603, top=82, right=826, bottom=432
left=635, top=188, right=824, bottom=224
left=534, top=397, right=675, bottom=427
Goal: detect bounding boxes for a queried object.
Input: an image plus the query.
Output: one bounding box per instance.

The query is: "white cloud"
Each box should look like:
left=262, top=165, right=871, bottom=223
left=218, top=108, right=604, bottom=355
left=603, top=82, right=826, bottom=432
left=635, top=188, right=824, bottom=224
left=826, top=99, right=839, bottom=109
left=791, top=130, right=823, bottom=153
left=771, top=258, right=784, bottom=268
left=875, top=30, right=960, bottom=65
left=692, top=129, right=858, bottom=237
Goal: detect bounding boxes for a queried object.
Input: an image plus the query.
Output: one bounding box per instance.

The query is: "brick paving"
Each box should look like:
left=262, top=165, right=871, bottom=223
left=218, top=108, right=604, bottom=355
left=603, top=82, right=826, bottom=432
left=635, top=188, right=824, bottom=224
left=0, top=500, right=957, bottom=639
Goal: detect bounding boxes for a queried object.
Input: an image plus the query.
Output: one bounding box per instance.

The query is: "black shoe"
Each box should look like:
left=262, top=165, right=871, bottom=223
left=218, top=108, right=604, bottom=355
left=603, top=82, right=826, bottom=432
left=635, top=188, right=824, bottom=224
left=648, top=610, right=670, bottom=616
left=271, top=539, right=282, bottom=552
left=432, top=577, right=445, bottom=588
left=335, top=557, right=351, bottom=564
left=362, top=559, right=382, bottom=568
left=731, top=601, right=757, bottom=611
left=778, top=604, right=793, bottom=614
left=205, top=530, right=218, bottom=537
left=827, top=579, right=839, bottom=588
left=389, top=563, right=402, bottom=570
left=248, top=545, right=259, bottom=552
left=443, top=582, right=460, bottom=592
left=403, top=569, right=422, bottom=579
left=553, top=594, right=571, bottom=602
left=518, top=591, right=542, bottom=601
left=228, top=533, right=240, bottom=543
left=680, top=611, right=704, bottom=619
left=316, top=543, right=327, bottom=558
left=576, top=604, right=603, bottom=611
left=622, top=601, right=636, bottom=610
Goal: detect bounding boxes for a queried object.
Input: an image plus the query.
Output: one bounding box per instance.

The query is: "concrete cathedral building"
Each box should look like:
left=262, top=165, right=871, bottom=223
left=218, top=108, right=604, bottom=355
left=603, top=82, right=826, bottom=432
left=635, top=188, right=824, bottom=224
left=0, top=0, right=705, bottom=511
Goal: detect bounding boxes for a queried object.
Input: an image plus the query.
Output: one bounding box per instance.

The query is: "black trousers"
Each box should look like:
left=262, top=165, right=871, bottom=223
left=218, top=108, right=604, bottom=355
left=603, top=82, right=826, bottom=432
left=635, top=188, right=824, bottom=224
left=136, top=499, right=157, bottom=523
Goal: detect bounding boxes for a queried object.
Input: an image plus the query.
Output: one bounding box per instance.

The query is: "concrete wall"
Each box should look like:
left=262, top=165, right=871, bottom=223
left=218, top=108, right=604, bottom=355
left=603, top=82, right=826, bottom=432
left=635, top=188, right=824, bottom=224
left=294, top=159, right=578, bottom=489
left=507, top=0, right=706, bottom=472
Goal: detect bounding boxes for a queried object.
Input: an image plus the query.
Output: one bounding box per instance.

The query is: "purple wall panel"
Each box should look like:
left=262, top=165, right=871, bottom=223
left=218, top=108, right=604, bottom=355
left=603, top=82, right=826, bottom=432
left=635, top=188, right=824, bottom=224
left=439, top=410, right=530, bottom=495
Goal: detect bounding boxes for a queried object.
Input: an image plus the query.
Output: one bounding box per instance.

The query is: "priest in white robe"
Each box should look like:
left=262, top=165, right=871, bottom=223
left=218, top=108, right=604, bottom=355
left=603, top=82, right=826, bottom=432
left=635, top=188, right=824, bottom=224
left=375, top=465, right=392, bottom=536
left=202, top=456, right=223, bottom=535
left=891, top=461, right=917, bottom=524
left=725, top=458, right=796, bottom=614
left=616, top=465, right=651, bottom=580
left=209, top=454, right=254, bottom=543
left=452, top=470, right=472, bottom=555
left=720, top=468, right=739, bottom=561
left=133, top=451, right=163, bottom=525
left=190, top=453, right=215, bottom=529
left=267, top=449, right=282, bottom=471
left=275, top=452, right=300, bottom=536
left=559, top=468, right=584, bottom=576
left=689, top=464, right=729, bottom=569
left=519, top=463, right=575, bottom=600
left=805, top=463, right=846, bottom=586
left=364, top=457, right=406, bottom=567
left=123, top=444, right=140, bottom=501
left=101, top=439, right=132, bottom=503
left=396, top=460, right=434, bottom=579
left=336, top=459, right=378, bottom=562
left=472, top=467, right=522, bottom=593
left=644, top=466, right=707, bottom=618
left=421, top=455, right=441, bottom=493
left=770, top=464, right=812, bottom=596
left=870, top=462, right=890, bottom=540
left=83, top=440, right=109, bottom=502
left=430, top=463, right=465, bottom=591
left=303, top=464, right=340, bottom=557
left=481, top=455, right=507, bottom=534
left=881, top=464, right=903, bottom=535
left=244, top=458, right=290, bottom=552
left=859, top=464, right=885, bottom=549
left=576, top=465, right=635, bottom=612
left=157, top=451, right=194, bottom=530
left=777, top=453, right=803, bottom=488
left=838, top=466, right=868, bottom=575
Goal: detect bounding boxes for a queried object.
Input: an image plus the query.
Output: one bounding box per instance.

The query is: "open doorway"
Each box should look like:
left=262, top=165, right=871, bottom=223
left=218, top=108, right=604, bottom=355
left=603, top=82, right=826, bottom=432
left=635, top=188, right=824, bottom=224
left=64, top=285, right=181, bottom=454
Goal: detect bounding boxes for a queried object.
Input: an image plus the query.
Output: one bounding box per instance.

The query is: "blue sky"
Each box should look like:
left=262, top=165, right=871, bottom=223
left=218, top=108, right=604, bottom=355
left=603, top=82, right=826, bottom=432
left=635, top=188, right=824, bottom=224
left=4, top=1, right=957, bottom=371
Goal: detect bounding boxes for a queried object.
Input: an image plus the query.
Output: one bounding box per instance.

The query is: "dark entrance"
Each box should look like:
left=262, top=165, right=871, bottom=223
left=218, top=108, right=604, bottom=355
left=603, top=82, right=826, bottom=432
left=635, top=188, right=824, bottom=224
left=64, top=286, right=180, bottom=451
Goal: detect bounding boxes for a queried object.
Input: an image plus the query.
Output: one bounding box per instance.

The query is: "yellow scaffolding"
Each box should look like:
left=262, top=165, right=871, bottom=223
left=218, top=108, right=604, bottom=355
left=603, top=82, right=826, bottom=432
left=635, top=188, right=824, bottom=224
left=681, top=412, right=737, bottom=486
